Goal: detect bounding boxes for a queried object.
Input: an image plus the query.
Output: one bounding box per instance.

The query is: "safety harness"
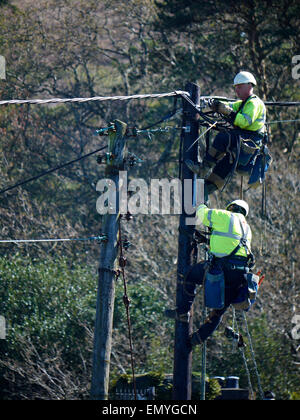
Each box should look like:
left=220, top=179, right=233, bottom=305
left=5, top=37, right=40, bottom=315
left=214, top=217, right=255, bottom=269
left=204, top=217, right=256, bottom=310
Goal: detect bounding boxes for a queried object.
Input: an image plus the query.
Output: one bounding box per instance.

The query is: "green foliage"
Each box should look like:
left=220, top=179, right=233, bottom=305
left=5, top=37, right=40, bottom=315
left=113, top=279, right=174, bottom=374
left=0, top=253, right=299, bottom=399
left=0, top=253, right=97, bottom=364
left=110, top=371, right=222, bottom=400
left=290, top=390, right=300, bottom=400
left=245, top=316, right=300, bottom=400
left=110, top=371, right=173, bottom=400
left=206, top=377, right=222, bottom=400
left=203, top=315, right=300, bottom=400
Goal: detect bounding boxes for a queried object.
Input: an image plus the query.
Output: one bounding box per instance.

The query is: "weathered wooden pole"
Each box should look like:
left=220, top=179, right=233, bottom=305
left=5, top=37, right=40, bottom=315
left=173, top=82, right=200, bottom=400
left=90, top=120, right=127, bottom=400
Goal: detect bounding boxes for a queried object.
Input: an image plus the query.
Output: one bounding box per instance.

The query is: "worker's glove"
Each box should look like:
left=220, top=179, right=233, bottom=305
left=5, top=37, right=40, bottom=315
left=210, top=100, right=232, bottom=116
left=209, top=99, right=220, bottom=112
left=217, top=102, right=232, bottom=116
left=208, top=99, right=220, bottom=112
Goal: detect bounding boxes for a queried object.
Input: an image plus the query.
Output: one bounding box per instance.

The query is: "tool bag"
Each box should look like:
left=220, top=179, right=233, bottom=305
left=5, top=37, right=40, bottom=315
left=238, top=139, right=260, bottom=167
left=247, top=144, right=272, bottom=188
left=232, top=272, right=259, bottom=311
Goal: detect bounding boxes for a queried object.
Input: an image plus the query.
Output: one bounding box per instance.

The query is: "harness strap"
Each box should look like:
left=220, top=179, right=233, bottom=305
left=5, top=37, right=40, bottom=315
left=212, top=218, right=254, bottom=268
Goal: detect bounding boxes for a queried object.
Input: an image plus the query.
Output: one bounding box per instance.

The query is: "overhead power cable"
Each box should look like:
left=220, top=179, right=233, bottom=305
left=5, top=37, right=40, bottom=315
left=0, top=235, right=107, bottom=244
left=0, top=145, right=107, bottom=195
left=266, top=118, right=300, bottom=125
left=1, top=91, right=298, bottom=197
left=264, top=101, right=300, bottom=106
left=199, top=96, right=300, bottom=106
left=0, top=91, right=299, bottom=107
left=0, top=91, right=188, bottom=106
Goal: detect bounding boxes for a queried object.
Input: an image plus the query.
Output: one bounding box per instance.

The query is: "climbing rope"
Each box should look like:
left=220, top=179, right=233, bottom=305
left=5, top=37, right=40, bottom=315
left=117, top=214, right=137, bottom=400
left=200, top=289, right=207, bottom=401
left=200, top=233, right=210, bottom=401
left=232, top=309, right=264, bottom=400
left=259, top=178, right=268, bottom=255
left=242, top=312, right=264, bottom=400
left=232, top=309, right=255, bottom=399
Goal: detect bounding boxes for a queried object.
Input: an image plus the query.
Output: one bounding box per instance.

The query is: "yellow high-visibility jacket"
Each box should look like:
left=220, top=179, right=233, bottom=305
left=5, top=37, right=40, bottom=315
left=229, top=94, right=266, bottom=133
left=196, top=204, right=252, bottom=258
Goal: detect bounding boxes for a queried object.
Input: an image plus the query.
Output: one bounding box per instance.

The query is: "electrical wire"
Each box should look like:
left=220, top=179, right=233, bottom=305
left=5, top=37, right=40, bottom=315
left=0, top=145, right=107, bottom=195
left=0, top=235, right=107, bottom=244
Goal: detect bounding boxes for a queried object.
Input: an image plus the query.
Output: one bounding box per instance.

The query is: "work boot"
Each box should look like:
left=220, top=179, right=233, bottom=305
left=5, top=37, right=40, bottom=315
left=189, top=331, right=203, bottom=347
left=164, top=308, right=190, bottom=323
left=204, top=181, right=218, bottom=195
left=185, top=159, right=211, bottom=178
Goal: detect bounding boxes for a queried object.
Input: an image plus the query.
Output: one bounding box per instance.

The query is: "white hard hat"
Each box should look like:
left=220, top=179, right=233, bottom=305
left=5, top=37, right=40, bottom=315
left=233, top=71, right=256, bottom=86
left=226, top=199, right=249, bottom=216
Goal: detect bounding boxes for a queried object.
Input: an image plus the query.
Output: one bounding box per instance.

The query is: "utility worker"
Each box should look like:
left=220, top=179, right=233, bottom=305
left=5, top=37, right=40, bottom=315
left=165, top=199, right=254, bottom=348
left=186, top=71, right=267, bottom=195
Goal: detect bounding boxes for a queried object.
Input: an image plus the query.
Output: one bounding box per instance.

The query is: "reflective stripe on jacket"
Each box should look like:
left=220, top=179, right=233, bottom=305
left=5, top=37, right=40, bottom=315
left=229, top=95, right=266, bottom=133
left=196, top=204, right=252, bottom=258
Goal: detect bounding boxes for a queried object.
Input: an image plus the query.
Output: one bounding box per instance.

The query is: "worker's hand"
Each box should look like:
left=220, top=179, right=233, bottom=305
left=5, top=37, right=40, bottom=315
left=217, top=102, right=232, bottom=116
left=210, top=100, right=232, bottom=116
left=209, top=99, right=220, bottom=112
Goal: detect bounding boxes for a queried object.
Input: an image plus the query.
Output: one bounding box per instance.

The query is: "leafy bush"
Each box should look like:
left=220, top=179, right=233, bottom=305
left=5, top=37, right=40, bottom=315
left=0, top=253, right=175, bottom=398
left=0, top=253, right=98, bottom=398
left=0, top=253, right=97, bottom=354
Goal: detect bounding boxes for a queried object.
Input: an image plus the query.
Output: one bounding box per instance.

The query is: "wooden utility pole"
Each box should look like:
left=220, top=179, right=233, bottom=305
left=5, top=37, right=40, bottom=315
left=90, top=120, right=127, bottom=400
left=173, top=82, right=200, bottom=400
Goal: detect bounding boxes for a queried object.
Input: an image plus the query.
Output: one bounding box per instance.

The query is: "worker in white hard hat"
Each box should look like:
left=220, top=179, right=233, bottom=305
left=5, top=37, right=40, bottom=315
left=165, top=199, right=256, bottom=348
left=186, top=71, right=267, bottom=195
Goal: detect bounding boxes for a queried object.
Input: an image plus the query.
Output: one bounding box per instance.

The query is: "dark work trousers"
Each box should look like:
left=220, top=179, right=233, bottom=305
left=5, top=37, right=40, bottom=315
left=206, top=129, right=262, bottom=188
left=178, top=260, right=247, bottom=342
